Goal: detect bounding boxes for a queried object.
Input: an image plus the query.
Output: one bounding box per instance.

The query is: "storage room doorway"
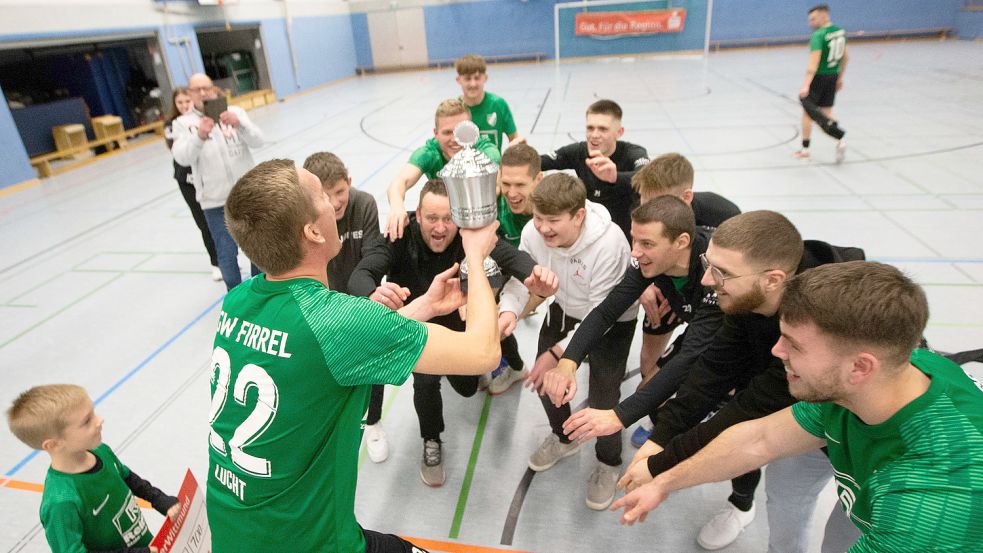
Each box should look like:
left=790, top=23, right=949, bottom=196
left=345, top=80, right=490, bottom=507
left=194, top=25, right=272, bottom=97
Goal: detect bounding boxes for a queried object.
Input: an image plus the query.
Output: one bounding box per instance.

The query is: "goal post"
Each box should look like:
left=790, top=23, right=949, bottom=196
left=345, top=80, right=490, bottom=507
left=553, top=0, right=712, bottom=62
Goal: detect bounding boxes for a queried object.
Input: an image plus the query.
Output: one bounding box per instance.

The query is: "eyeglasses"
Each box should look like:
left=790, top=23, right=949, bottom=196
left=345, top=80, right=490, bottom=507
left=188, top=86, right=213, bottom=94
left=699, top=253, right=770, bottom=288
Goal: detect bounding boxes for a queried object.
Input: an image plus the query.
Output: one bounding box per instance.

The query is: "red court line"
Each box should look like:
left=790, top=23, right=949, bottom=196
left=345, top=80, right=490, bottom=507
left=401, top=536, right=532, bottom=553
left=3, top=479, right=530, bottom=552
left=3, top=478, right=151, bottom=508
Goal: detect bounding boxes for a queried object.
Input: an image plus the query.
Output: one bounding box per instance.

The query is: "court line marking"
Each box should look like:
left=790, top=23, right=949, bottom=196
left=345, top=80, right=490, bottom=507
left=528, top=87, right=552, bottom=135
left=3, top=295, right=224, bottom=478
left=448, top=393, right=494, bottom=539
left=0, top=481, right=532, bottom=552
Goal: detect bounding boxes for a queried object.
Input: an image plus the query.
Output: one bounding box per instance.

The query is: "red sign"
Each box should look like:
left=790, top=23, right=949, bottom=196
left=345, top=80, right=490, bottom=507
left=575, top=9, right=687, bottom=36
left=151, top=470, right=211, bottom=553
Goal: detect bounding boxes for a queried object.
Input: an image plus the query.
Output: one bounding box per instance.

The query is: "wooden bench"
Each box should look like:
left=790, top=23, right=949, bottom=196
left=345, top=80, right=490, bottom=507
left=227, top=89, right=276, bottom=111
left=30, top=120, right=164, bottom=178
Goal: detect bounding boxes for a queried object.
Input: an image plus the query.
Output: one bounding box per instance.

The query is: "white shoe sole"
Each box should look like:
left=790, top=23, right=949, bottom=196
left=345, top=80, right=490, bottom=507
left=585, top=493, right=615, bottom=511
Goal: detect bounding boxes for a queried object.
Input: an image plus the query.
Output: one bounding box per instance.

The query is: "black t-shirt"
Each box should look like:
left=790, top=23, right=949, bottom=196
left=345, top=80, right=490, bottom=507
left=541, top=141, right=649, bottom=240
left=691, top=191, right=741, bottom=228
left=329, top=189, right=382, bottom=295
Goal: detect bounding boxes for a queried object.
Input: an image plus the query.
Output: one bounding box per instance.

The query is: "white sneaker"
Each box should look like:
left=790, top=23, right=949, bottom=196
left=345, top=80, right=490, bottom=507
left=211, top=266, right=223, bottom=281
left=528, top=433, right=580, bottom=471
left=477, top=372, right=493, bottom=391
left=792, top=148, right=810, bottom=159
left=585, top=463, right=620, bottom=510
left=364, top=424, right=389, bottom=463
left=835, top=139, right=846, bottom=164
left=697, top=502, right=756, bottom=550
left=488, top=365, right=525, bottom=395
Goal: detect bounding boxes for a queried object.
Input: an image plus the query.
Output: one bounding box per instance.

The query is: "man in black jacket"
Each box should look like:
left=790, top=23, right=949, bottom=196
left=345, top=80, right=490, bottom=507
left=349, top=179, right=556, bottom=488
left=540, top=99, right=649, bottom=241
left=557, top=196, right=721, bottom=436
left=613, top=210, right=863, bottom=552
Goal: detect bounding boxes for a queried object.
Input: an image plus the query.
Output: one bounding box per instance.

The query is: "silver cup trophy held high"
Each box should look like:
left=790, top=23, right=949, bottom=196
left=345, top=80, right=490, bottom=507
left=437, top=120, right=504, bottom=292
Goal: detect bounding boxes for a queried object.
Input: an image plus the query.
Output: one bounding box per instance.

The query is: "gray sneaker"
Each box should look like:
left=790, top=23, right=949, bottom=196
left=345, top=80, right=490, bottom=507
left=488, top=365, right=525, bottom=395
left=586, top=463, right=621, bottom=510
left=420, top=439, right=445, bottom=487
left=528, top=433, right=580, bottom=472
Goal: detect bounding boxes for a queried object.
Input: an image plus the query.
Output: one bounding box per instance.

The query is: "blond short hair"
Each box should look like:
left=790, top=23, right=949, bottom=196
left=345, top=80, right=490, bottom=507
left=632, top=153, right=694, bottom=197
left=501, top=143, right=541, bottom=176
left=226, top=159, right=318, bottom=276
left=435, top=98, right=469, bottom=128
left=7, top=384, right=89, bottom=450
left=455, top=54, right=487, bottom=76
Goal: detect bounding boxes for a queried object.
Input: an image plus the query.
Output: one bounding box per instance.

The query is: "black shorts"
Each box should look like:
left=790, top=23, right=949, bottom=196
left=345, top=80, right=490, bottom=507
left=807, top=73, right=838, bottom=108
left=363, top=528, right=430, bottom=553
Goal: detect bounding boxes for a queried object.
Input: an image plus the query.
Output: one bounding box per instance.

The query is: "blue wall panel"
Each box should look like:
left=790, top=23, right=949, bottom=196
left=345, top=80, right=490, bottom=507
left=350, top=13, right=373, bottom=68
left=290, top=14, right=358, bottom=90
left=955, top=8, right=983, bottom=39
left=423, top=0, right=554, bottom=62
left=260, top=18, right=299, bottom=98
left=710, top=0, right=961, bottom=43
left=161, top=23, right=206, bottom=86
left=0, top=83, right=38, bottom=188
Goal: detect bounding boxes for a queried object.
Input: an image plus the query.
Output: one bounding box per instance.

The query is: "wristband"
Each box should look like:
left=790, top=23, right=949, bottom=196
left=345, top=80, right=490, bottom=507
left=547, top=348, right=560, bottom=361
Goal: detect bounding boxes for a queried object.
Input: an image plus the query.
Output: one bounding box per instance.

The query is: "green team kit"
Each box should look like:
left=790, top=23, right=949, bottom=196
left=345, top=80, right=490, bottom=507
left=810, top=24, right=846, bottom=75
left=40, top=444, right=153, bottom=552
left=496, top=194, right=532, bottom=247
left=207, top=276, right=427, bottom=552
left=791, top=349, right=983, bottom=552
left=408, top=136, right=501, bottom=179
left=465, top=91, right=517, bottom=150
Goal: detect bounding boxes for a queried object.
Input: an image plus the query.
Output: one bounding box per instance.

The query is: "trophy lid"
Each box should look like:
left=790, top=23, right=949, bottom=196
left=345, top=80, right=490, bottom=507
left=438, top=121, right=499, bottom=180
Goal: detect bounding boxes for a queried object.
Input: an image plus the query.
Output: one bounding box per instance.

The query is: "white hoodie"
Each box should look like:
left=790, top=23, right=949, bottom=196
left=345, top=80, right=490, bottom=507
left=171, top=106, right=264, bottom=209
left=499, top=201, right=638, bottom=349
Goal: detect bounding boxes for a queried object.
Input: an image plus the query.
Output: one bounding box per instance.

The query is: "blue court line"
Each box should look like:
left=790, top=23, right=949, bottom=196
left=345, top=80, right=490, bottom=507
left=872, top=258, right=983, bottom=264
left=4, top=295, right=224, bottom=478
left=359, top=130, right=429, bottom=188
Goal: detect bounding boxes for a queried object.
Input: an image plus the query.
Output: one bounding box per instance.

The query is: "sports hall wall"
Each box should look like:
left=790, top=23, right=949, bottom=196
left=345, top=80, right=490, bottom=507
left=0, top=0, right=974, bottom=190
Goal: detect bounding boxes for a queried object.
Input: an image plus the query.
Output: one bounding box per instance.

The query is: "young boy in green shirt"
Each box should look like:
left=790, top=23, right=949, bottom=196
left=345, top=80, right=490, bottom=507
left=7, top=384, right=180, bottom=553
left=454, top=54, right=522, bottom=151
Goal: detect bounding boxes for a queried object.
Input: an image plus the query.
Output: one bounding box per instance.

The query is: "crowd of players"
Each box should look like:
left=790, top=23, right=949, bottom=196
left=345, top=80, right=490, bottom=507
left=7, top=5, right=982, bottom=553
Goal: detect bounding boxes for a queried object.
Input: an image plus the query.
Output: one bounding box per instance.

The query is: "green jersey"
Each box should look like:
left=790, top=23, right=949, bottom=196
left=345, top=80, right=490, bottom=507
left=408, top=136, right=501, bottom=180
left=40, top=444, right=153, bottom=552
left=465, top=91, right=517, bottom=150
left=207, top=276, right=428, bottom=553
left=810, top=24, right=846, bottom=75
left=791, top=349, right=983, bottom=553
left=497, top=194, right=532, bottom=247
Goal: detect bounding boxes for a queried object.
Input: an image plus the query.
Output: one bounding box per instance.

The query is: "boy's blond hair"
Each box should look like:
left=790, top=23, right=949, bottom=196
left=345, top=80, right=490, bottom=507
left=434, top=98, right=470, bottom=127
left=7, top=384, right=89, bottom=450
left=455, top=54, right=487, bottom=76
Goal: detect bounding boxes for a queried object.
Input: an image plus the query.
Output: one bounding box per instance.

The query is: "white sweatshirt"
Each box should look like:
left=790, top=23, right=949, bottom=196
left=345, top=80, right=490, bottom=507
left=171, top=106, right=264, bottom=209
left=499, top=201, right=638, bottom=349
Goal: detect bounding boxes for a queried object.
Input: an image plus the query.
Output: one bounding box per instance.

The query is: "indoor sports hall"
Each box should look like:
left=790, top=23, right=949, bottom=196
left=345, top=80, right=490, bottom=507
left=1, top=1, right=981, bottom=552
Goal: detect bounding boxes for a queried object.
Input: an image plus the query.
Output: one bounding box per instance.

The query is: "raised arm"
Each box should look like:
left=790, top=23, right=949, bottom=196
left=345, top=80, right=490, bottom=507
left=413, top=223, right=501, bottom=376
left=385, top=163, right=424, bottom=241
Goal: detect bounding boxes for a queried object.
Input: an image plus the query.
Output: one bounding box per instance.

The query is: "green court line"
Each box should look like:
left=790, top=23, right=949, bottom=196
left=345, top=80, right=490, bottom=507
left=4, top=272, right=66, bottom=304
left=0, top=273, right=123, bottom=349
left=449, top=393, right=494, bottom=539
left=357, top=385, right=403, bottom=469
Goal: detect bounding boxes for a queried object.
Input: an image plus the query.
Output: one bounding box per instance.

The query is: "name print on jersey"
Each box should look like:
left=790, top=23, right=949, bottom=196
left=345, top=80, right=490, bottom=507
left=216, top=310, right=292, bottom=358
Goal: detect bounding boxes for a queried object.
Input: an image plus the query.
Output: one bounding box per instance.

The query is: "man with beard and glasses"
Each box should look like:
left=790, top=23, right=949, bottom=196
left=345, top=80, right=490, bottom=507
left=613, top=261, right=983, bottom=553
left=613, top=211, right=865, bottom=552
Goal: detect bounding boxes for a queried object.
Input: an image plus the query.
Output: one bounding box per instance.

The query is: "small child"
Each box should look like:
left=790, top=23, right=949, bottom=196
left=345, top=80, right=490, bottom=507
left=7, top=384, right=179, bottom=553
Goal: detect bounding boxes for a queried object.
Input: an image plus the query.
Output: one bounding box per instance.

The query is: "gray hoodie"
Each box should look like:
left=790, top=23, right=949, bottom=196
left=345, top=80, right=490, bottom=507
left=171, top=106, right=264, bottom=209
left=499, top=201, right=638, bottom=349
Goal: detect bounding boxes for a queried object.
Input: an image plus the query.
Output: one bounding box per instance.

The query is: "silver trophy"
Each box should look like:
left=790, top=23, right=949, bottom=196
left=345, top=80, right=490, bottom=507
left=438, top=120, right=503, bottom=291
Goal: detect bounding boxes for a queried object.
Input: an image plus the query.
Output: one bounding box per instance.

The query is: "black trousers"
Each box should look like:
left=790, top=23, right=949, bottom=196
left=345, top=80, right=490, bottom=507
left=539, top=302, right=636, bottom=466
left=413, top=373, right=479, bottom=441
left=501, top=333, right=524, bottom=371
left=366, top=384, right=384, bottom=425
left=363, top=528, right=430, bottom=552
left=174, top=166, right=218, bottom=266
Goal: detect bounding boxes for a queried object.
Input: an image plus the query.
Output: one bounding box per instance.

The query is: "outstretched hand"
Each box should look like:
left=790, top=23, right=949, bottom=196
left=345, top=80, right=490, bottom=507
left=524, top=265, right=559, bottom=299
left=422, top=263, right=465, bottom=316
left=610, top=481, right=669, bottom=525
left=563, top=408, right=624, bottom=444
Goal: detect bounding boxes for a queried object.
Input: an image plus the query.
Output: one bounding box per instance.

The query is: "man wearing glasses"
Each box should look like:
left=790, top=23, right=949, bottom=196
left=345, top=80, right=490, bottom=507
left=172, top=73, right=264, bottom=291
left=596, top=211, right=863, bottom=552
